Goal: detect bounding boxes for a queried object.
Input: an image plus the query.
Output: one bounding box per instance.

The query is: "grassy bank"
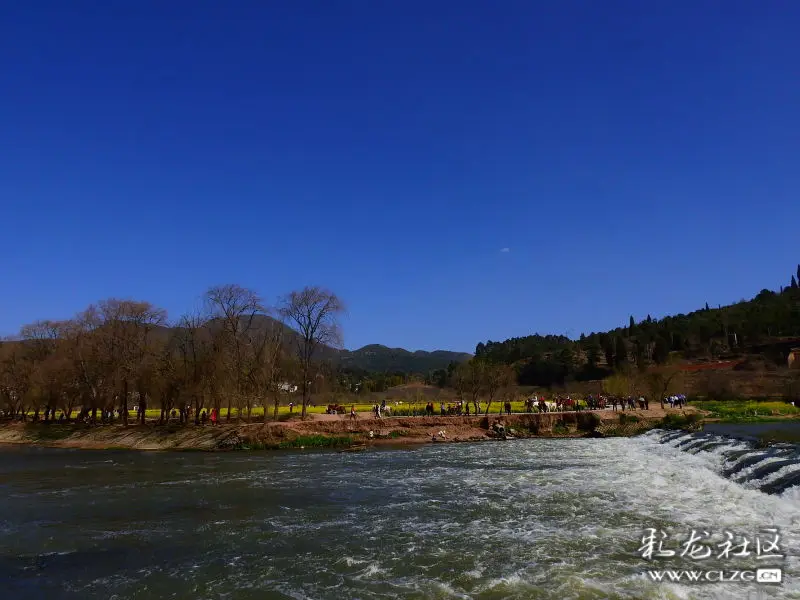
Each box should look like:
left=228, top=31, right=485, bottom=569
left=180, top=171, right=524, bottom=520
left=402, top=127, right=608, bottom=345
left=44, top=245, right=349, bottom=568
left=237, top=435, right=357, bottom=450
left=691, top=399, right=800, bottom=422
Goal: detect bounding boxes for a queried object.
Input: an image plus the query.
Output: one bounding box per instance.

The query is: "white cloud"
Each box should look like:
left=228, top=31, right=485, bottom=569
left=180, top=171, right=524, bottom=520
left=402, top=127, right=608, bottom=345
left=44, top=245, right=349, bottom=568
left=500, top=247, right=511, bottom=253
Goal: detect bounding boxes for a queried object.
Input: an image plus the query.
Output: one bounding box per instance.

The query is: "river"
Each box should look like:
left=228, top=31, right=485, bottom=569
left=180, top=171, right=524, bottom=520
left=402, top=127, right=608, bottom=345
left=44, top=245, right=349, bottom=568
left=1, top=431, right=799, bottom=599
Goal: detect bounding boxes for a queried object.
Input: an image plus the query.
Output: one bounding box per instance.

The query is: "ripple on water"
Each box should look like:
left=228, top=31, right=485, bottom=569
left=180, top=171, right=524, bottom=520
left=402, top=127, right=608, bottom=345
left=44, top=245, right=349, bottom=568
left=1, top=435, right=799, bottom=599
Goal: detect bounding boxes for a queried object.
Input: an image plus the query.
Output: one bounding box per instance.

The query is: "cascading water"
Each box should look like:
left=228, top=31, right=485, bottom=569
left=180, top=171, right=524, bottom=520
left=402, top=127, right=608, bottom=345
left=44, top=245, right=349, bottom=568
left=646, top=428, right=800, bottom=496
left=2, top=435, right=799, bottom=598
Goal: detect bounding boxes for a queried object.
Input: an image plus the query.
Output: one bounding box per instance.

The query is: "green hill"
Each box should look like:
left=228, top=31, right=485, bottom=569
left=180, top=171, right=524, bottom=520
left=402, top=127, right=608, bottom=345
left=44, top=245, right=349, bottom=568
left=475, top=266, right=800, bottom=387
left=339, top=344, right=471, bottom=373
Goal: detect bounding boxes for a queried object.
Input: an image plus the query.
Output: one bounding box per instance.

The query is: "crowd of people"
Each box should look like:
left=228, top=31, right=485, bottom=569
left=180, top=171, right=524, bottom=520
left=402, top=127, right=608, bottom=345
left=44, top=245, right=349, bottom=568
left=522, top=393, right=656, bottom=413
left=3, top=390, right=689, bottom=425
left=351, top=392, right=690, bottom=421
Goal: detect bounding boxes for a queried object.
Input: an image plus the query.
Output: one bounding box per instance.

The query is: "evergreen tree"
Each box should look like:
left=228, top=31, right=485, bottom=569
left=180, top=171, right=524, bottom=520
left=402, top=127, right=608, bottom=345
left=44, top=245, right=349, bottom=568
left=792, top=275, right=798, bottom=289
left=601, top=335, right=614, bottom=367
left=634, top=339, right=647, bottom=371
left=653, top=336, right=670, bottom=364
left=705, top=302, right=710, bottom=311
left=586, top=341, right=602, bottom=367
left=614, top=336, right=627, bottom=368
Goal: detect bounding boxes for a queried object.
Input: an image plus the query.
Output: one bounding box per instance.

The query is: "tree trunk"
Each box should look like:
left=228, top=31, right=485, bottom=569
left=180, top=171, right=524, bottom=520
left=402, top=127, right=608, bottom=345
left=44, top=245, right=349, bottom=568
left=122, top=380, right=129, bottom=426
left=139, top=385, right=146, bottom=425
left=301, top=370, right=309, bottom=420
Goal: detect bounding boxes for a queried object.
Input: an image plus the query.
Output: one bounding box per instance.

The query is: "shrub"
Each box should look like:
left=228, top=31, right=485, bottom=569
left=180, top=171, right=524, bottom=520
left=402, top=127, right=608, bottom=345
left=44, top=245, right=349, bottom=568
left=577, top=412, right=602, bottom=432
left=660, top=413, right=703, bottom=430
left=552, top=421, right=570, bottom=435
left=619, top=413, right=640, bottom=425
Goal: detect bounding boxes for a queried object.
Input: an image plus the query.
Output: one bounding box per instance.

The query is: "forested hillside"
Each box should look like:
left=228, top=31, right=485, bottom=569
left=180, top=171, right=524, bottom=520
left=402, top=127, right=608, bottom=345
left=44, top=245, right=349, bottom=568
left=475, top=267, right=800, bottom=387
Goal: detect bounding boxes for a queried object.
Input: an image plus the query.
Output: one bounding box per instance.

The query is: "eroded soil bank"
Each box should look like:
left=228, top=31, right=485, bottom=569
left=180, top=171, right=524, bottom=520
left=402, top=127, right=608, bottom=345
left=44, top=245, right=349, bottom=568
left=0, top=409, right=687, bottom=451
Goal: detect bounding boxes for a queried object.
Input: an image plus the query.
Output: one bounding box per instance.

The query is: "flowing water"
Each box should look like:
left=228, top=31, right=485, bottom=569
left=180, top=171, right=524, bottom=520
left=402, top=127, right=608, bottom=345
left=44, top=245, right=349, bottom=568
left=1, top=429, right=800, bottom=599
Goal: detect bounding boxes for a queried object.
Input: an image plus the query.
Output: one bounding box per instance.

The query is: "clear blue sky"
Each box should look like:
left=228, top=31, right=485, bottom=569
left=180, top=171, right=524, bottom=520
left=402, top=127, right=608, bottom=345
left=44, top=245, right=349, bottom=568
left=2, top=1, right=799, bottom=353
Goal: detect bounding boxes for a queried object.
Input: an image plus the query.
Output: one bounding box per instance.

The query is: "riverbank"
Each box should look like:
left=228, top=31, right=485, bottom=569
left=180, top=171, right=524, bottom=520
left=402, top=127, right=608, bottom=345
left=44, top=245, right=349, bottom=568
left=0, top=406, right=698, bottom=451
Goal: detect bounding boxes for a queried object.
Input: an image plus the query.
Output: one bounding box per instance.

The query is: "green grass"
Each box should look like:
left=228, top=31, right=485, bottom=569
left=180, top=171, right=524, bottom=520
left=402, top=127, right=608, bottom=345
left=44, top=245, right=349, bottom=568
left=691, top=400, right=800, bottom=422
left=277, top=435, right=355, bottom=449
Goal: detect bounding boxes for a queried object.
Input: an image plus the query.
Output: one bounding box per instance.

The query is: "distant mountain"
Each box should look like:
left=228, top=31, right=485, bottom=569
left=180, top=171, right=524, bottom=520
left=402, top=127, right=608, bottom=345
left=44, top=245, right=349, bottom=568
left=2, top=313, right=470, bottom=375
left=199, top=315, right=470, bottom=374
left=338, top=344, right=472, bottom=373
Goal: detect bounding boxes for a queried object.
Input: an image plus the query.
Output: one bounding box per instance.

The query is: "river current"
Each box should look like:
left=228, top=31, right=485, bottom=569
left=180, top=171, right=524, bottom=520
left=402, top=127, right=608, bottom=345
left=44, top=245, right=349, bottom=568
left=1, top=430, right=799, bottom=599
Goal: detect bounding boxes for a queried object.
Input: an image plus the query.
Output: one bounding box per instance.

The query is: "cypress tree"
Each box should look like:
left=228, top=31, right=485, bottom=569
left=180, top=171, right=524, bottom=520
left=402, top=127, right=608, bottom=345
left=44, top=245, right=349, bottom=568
left=614, top=336, right=627, bottom=368
left=653, top=336, right=670, bottom=364
left=705, top=302, right=710, bottom=311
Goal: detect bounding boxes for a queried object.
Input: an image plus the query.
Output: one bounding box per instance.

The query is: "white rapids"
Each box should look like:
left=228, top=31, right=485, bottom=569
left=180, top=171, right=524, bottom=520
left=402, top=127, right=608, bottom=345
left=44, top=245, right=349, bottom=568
left=1, top=434, right=799, bottom=599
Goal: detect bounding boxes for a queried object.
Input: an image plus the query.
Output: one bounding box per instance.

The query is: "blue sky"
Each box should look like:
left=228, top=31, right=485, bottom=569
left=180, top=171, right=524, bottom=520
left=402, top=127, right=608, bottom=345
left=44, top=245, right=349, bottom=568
left=2, top=1, right=799, bottom=352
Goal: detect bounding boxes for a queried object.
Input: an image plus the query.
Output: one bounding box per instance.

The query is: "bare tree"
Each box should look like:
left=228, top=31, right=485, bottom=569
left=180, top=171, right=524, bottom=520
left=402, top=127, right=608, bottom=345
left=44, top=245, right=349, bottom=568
left=483, top=362, right=514, bottom=415
left=173, top=312, right=213, bottom=424
left=279, top=287, right=344, bottom=419
left=460, top=358, right=486, bottom=415
left=451, top=363, right=467, bottom=406
left=0, top=339, right=32, bottom=420
left=242, top=317, right=285, bottom=422
left=94, top=299, right=167, bottom=426
left=645, top=366, right=685, bottom=409
left=153, top=345, right=180, bottom=424
left=20, top=321, right=65, bottom=420
left=63, top=309, right=104, bottom=422
left=205, top=284, right=264, bottom=421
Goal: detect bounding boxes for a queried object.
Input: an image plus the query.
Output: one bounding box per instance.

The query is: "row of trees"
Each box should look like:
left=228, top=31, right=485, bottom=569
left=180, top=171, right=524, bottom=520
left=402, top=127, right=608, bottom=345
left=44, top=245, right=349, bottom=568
left=475, top=267, right=800, bottom=387
left=0, top=285, right=344, bottom=423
